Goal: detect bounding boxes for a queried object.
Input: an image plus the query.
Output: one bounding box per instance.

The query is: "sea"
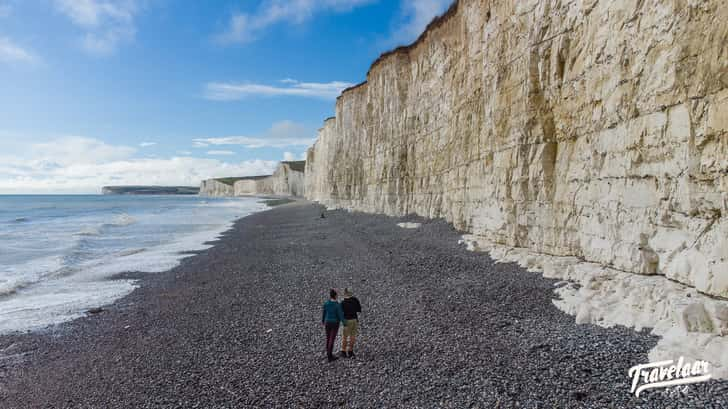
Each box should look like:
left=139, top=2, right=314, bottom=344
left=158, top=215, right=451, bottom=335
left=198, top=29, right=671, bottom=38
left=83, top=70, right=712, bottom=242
left=0, top=195, right=267, bottom=334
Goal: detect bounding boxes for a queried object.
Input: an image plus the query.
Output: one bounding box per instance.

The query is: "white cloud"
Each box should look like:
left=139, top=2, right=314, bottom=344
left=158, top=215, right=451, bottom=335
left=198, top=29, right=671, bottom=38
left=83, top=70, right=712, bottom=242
left=205, top=79, right=353, bottom=101
left=0, top=136, right=278, bottom=194
left=32, top=136, right=136, bottom=165
left=282, top=151, right=307, bottom=161
left=386, top=0, right=452, bottom=47
left=207, top=150, right=235, bottom=156
left=217, top=0, right=375, bottom=44
left=139, top=141, right=156, bottom=147
left=0, top=37, right=37, bottom=64
left=54, top=0, right=138, bottom=55
left=193, top=120, right=315, bottom=149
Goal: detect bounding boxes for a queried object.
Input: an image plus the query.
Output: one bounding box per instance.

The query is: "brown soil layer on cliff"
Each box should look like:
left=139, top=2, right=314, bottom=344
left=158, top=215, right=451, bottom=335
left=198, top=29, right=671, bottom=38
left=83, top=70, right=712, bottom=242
left=0, top=202, right=726, bottom=408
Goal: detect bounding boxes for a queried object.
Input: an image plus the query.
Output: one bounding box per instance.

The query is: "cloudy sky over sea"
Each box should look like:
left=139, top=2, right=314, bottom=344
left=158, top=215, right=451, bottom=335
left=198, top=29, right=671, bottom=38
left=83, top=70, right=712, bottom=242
left=0, top=0, right=451, bottom=193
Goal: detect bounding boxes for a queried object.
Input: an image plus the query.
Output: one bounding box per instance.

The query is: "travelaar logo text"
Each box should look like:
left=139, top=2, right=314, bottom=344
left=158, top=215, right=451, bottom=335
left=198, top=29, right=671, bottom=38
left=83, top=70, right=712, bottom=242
left=629, top=357, right=711, bottom=397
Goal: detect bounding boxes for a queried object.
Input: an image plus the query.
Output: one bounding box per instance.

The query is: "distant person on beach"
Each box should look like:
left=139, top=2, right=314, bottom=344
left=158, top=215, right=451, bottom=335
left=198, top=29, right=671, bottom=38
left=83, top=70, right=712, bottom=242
left=322, top=289, right=346, bottom=362
left=340, top=288, right=362, bottom=358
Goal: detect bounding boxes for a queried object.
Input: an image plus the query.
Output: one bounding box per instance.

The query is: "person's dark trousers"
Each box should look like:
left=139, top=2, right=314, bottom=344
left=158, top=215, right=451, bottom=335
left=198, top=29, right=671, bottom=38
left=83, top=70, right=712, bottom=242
left=325, top=322, right=340, bottom=358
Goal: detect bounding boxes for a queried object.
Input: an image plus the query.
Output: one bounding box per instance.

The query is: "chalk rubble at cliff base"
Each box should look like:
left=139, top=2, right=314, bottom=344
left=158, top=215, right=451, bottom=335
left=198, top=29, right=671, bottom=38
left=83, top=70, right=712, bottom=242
left=459, top=234, right=728, bottom=379
left=397, top=222, right=422, bottom=229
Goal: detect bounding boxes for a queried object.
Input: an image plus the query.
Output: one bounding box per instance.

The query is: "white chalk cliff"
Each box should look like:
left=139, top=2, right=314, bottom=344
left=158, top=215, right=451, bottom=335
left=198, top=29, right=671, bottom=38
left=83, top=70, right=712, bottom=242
left=200, top=161, right=306, bottom=198
left=234, top=161, right=306, bottom=197
left=305, top=0, right=728, bottom=375
left=199, top=179, right=235, bottom=197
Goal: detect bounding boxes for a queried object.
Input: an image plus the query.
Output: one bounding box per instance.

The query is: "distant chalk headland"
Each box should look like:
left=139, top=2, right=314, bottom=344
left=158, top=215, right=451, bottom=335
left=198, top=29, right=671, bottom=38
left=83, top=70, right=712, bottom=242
left=101, top=186, right=200, bottom=195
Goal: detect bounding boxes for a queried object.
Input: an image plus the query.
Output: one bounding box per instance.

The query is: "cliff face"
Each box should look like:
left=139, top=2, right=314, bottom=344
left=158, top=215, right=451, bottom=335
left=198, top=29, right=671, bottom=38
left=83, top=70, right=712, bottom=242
left=305, top=0, right=728, bottom=298
left=234, top=161, right=306, bottom=197
left=199, top=179, right=235, bottom=197
left=232, top=176, right=270, bottom=196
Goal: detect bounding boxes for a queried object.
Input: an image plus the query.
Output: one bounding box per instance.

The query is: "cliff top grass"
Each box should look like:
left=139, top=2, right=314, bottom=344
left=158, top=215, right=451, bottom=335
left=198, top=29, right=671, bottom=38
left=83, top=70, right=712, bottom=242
left=282, top=161, right=306, bottom=172
left=214, top=176, right=270, bottom=186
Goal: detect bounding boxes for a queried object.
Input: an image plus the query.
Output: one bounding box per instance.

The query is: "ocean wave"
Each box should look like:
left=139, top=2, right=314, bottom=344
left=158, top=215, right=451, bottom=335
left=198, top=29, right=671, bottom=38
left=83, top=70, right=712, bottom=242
left=0, top=255, right=64, bottom=297
left=111, top=213, right=136, bottom=226
left=117, top=248, right=146, bottom=257
left=0, top=278, right=31, bottom=297
left=77, top=214, right=135, bottom=236
left=0, top=275, right=47, bottom=297
left=76, top=226, right=102, bottom=236
left=0, top=196, right=266, bottom=334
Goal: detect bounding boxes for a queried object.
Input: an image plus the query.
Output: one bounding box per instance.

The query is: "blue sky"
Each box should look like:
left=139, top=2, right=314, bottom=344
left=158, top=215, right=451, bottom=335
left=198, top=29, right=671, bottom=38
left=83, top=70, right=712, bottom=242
left=0, top=0, right=451, bottom=193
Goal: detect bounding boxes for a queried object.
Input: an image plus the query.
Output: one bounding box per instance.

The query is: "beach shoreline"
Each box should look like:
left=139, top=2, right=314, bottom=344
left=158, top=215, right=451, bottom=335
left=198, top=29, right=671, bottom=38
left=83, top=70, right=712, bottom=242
left=1, top=201, right=725, bottom=408
left=0, top=195, right=270, bottom=335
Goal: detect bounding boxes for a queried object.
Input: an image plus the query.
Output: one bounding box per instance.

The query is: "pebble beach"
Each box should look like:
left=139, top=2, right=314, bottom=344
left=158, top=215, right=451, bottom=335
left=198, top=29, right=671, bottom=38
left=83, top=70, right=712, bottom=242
left=1, top=201, right=726, bottom=408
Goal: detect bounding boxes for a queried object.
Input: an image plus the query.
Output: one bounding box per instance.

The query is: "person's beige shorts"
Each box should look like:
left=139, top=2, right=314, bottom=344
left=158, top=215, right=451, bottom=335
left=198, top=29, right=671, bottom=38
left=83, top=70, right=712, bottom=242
left=343, top=319, right=359, bottom=336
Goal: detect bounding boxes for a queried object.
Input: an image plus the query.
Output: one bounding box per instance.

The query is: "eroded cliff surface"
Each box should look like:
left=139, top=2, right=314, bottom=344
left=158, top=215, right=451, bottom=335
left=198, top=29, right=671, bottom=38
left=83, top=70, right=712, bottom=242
left=199, top=179, right=236, bottom=197
left=234, top=161, right=306, bottom=197
left=306, top=0, right=728, bottom=299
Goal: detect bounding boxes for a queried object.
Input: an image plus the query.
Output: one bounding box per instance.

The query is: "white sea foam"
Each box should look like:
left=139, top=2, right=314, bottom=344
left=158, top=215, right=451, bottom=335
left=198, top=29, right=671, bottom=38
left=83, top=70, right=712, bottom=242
left=0, top=195, right=268, bottom=334
left=76, top=226, right=102, bottom=236
left=0, top=278, right=137, bottom=334
left=117, top=248, right=146, bottom=257
left=0, top=255, right=64, bottom=296
left=111, top=213, right=136, bottom=226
